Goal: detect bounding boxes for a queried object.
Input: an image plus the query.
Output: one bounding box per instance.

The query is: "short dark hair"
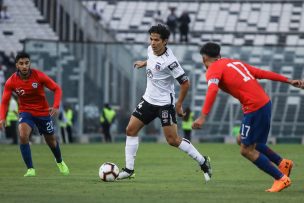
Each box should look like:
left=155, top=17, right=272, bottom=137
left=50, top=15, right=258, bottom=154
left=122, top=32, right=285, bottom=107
left=200, top=42, right=221, bottom=58
left=148, top=24, right=170, bottom=40
left=15, top=52, right=30, bottom=63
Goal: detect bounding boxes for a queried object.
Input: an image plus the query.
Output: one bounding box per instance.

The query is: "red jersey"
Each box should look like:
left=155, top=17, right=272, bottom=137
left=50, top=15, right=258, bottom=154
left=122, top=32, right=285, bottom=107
left=0, top=69, right=62, bottom=120
left=202, top=58, right=288, bottom=115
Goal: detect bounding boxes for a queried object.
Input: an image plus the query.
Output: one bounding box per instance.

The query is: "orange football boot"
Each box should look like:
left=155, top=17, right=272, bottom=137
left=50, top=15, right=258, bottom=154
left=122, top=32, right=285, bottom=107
left=266, top=175, right=291, bottom=192
left=278, top=159, right=293, bottom=177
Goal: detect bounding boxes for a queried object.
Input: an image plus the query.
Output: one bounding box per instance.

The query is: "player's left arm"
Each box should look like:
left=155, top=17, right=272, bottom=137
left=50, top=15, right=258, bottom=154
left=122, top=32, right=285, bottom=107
left=246, top=64, right=303, bottom=87
left=40, top=72, right=62, bottom=116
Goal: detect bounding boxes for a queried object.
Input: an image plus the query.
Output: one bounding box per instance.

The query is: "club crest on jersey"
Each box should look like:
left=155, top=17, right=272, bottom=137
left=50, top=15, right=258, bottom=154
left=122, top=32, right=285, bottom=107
left=155, top=62, right=161, bottom=71
left=168, top=61, right=178, bottom=71
left=32, top=82, right=38, bottom=88
left=162, top=110, right=169, bottom=118
left=146, top=69, right=153, bottom=78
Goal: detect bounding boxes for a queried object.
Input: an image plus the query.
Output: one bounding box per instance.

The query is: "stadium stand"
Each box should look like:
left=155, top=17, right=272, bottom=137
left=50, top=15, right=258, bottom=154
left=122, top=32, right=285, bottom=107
left=0, top=0, right=58, bottom=54
left=83, top=0, right=304, bottom=46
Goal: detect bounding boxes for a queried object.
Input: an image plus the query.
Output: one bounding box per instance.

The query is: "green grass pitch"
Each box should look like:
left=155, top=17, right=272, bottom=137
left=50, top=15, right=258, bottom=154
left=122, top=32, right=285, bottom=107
left=0, top=143, right=303, bottom=203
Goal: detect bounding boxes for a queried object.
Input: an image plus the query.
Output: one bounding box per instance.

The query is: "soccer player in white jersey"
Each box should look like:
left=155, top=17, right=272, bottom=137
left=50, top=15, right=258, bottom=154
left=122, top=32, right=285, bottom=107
left=117, top=24, right=212, bottom=182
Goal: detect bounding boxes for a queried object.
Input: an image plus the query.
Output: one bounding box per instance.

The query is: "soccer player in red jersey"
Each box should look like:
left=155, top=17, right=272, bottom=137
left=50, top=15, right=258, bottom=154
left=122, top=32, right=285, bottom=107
left=0, top=52, right=70, bottom=177
left=192, top=42, right=303, bottom=192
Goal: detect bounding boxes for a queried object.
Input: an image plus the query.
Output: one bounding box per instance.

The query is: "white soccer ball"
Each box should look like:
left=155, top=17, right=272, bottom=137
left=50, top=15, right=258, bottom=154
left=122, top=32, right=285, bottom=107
left=99, top=162, right=119, bottom=182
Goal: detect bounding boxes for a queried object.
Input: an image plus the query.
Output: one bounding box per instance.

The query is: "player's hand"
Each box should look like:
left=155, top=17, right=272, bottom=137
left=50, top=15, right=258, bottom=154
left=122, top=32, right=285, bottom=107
left=49, top=107, right=59, bottom=117
left=0, top=120, right=6, bottom=131
left=288, top=79, right=304, bottom=88
left=134, top=61, right=146, bottom=69
left=300, top=80, right=304, bottom=89
left=175, top=102, right=186, bottom=117
left=192, top=115, right=206, bottom=129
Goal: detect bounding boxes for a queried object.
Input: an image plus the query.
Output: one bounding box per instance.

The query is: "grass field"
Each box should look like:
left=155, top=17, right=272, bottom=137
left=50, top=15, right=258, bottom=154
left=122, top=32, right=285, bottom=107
left=0, top=143, right=303, bottom=203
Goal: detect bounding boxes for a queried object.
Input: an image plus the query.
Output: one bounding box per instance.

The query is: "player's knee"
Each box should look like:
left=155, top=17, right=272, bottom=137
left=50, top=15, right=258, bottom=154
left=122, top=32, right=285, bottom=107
left=167, top=139, right=178, bottom=147
left=19, top=134, right=29, bottom=144
left=166, top=136, right=180, bottom=147
left=240, top=147, right=252, bottom=158
left=126, top=126, right=136, bottom=136
left=240, top=148, right=248, bottom=157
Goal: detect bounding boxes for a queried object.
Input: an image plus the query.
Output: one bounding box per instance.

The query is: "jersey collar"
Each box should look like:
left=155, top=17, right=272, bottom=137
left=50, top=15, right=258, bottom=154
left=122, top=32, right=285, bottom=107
left=17, top=69, right=32, bottom=79
left=155, top=47, right=167, bottom=57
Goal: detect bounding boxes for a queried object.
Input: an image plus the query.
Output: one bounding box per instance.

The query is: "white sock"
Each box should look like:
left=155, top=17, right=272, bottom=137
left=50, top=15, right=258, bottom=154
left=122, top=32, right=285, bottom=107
left=178, top=139, right=205, bottom=165
left=125, top=136, right=139, bottom=170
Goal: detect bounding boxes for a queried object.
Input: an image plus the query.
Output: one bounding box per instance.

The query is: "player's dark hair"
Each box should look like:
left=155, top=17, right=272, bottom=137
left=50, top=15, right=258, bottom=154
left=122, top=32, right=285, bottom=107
left=148, top=24, right=170, bottom=40
left=15, top=52, right=30, bottom=63
left=200, top=42, right=221, bottom=58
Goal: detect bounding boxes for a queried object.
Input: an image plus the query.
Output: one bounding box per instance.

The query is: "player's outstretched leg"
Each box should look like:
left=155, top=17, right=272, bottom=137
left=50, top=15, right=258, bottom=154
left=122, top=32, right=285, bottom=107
left=178, top=138, right=212, bottom=182
left=241, top=144, right=291, bottom=192
left=20, top=143, right=36, bottom=177
left=117, top=136, right=138, bottom=180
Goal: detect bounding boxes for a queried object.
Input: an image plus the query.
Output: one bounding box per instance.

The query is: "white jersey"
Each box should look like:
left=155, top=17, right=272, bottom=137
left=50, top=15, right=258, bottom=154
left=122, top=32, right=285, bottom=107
left=142, top=46, right=185, bottom=106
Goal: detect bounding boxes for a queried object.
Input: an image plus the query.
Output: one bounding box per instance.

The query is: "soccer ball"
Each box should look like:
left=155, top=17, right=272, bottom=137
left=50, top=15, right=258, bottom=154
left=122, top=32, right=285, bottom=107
left=99, top=162, right=119, bottom=182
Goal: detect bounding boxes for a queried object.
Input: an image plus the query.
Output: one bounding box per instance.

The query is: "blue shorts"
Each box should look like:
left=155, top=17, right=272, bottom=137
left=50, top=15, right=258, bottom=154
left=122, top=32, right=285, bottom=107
left=240, top=101, right=271, bottom=146
left=19, top=112, right=55, bottom=135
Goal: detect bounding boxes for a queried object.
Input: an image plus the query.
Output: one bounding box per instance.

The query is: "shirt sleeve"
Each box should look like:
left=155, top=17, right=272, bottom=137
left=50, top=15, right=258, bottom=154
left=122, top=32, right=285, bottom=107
left=202, top=83, right=219, bottom=115
left=246, top=64, right=288, bottom=82
left=167, top=57, right=185, bottom=79
left=201, top=66, right=222, bottom=115
left=39, top=72, right=62, bottom=109
left=0, top=79, right=13, bottom=120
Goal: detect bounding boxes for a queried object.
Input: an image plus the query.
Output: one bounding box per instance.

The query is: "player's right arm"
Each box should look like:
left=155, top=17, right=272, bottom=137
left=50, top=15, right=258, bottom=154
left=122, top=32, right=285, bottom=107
left=192, top=80, right=220, bottom=129
left=0, top=80, right=13, bottom=130
left=134, top=60, right=147, bottom=69
left=193, top=66, right=222, bottom=129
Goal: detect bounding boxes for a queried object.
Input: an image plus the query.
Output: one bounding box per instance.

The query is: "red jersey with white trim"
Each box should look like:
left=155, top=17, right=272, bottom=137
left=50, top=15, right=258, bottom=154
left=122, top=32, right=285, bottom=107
left=0, top=69, right=62, bottom=120
left=202, top=58, right=288, bottom=115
